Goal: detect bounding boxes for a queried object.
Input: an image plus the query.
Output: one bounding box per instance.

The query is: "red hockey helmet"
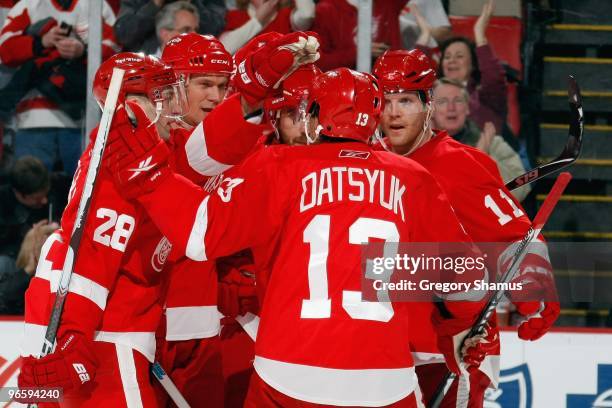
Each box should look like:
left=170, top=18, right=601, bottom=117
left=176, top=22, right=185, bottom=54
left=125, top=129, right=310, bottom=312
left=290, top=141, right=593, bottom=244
left=161, top=33, right=233, bottom=77
left=93, top=52, right=188, bottom=117
left=306, top=68, right=382, bottom=143
left=264, top=64, right=322, bottom=115
left=372, top=49, right=436, bottom=100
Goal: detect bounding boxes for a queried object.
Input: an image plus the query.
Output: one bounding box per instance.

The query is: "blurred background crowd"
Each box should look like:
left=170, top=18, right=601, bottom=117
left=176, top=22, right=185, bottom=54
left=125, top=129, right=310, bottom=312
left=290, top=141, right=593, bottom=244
left=0, top=0, right=610, bottom=328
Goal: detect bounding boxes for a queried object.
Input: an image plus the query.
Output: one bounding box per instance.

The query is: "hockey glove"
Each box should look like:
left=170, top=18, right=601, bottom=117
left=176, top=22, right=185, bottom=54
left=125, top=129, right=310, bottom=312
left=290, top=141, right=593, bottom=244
left=510, top=271, right=560, bottom=341
left=18, top=332, right=98, bottom=392
left=432, top=304, right=499, bottom=375
left=104, top=100, right=172, bottom=200
left=217, top=265, right=258, bottom=319
left=502, top=243, right=560, bottom=341
left=233, top=31, right=320, bottom=106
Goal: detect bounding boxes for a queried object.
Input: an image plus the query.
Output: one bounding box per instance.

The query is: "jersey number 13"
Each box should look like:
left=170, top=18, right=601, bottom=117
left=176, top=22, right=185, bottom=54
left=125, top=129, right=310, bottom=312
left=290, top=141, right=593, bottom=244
left=301, top=214, right=398, bottom=323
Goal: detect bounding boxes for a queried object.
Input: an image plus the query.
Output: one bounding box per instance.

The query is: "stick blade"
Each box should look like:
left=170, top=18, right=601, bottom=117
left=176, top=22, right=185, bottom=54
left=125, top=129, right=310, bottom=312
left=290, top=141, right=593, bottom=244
left=565, top=76, right=584, bottom=161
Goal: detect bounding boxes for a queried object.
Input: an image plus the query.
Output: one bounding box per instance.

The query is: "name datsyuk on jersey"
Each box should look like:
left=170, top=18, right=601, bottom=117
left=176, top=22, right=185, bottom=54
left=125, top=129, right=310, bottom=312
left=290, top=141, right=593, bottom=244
left=299, top=167, right=406, bottom=220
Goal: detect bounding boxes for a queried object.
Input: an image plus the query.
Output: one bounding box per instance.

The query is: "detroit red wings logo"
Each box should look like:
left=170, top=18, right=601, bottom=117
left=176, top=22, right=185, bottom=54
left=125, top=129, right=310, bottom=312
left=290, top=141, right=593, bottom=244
left=151, top=237, right=172, bottom=272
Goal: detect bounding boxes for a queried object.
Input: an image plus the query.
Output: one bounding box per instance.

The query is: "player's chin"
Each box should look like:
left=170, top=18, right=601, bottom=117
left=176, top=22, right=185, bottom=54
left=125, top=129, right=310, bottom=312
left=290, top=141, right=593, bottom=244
left=386, top=129, right=412, bottom=145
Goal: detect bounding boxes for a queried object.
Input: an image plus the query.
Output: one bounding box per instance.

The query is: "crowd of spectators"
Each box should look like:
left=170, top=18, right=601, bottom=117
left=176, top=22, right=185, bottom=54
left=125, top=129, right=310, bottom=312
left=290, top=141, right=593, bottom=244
left=0, top=0, right=523, bottom=314
left=0, top=155, right=69, bottom=314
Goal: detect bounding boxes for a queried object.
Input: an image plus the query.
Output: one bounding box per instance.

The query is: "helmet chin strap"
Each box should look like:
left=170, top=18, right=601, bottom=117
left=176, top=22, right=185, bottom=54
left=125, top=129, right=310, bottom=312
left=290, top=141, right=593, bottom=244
left=149, top=101, right=163, bottom=127
left=374, top=127, right=391, bottom=151
left=168, top=116, right=194, bottom=131
left=271, top=111, right=281, bottom=142
left=304, top=114, right=322, bottom=145
left=403, top=101, right=433, bottom=156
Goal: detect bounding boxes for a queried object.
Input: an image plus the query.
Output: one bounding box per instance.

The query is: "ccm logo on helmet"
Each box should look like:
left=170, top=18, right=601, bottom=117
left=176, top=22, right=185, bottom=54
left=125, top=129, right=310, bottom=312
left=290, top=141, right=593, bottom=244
left=211, top=59, right=230, bottom=65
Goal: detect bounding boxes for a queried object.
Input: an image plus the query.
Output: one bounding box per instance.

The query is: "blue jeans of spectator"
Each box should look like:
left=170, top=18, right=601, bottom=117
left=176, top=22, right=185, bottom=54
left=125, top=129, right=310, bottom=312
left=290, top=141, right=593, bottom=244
left=14, top=127, right=82, bottom=176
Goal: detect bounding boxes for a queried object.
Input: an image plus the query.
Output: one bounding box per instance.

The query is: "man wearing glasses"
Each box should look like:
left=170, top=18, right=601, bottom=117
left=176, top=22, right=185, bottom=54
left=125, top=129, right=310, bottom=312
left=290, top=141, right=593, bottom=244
left=432, top=77, right=529, bottom=201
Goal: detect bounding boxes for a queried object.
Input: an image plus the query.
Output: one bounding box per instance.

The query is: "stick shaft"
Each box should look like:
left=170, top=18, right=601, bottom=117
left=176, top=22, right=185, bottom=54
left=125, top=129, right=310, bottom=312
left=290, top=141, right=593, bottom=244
left=151, top=362, right=191, bottom=408
left=40, top=68, right=125, bottom=356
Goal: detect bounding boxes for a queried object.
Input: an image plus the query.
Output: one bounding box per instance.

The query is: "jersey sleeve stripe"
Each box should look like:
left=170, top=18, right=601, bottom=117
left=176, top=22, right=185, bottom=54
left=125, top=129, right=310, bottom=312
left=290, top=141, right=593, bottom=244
left=165, top=306, right=221, bottom=340
left=49, top=271, right=109, bottom=311
left=186, top=196, right=210, bottom=261
left=498, top=237, right=551, bottom=272
left=34, top=234, right=109, bottom=310
left=185, top=123, right=233, bottom=176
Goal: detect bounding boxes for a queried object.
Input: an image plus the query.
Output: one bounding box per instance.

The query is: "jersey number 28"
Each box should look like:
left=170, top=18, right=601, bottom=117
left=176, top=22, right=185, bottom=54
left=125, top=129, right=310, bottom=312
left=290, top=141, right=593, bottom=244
left=93, top=208, right=135, bottom=252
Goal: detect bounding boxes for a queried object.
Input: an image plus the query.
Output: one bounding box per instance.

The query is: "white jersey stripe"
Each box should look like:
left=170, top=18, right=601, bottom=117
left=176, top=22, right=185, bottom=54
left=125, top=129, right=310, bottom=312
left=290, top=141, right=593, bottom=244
left=254, top=356, right=417, bottom=406
left=35, top=233, right=109, bottom=311
left=185, top=123, right=233, bottom=176
left=95, top=331, right=156, bottom=363
left=186, top=196, right=210, bottom=261
left=116, top=344, right=144, bottom=408
left=165, top=306, right=220, bottom=340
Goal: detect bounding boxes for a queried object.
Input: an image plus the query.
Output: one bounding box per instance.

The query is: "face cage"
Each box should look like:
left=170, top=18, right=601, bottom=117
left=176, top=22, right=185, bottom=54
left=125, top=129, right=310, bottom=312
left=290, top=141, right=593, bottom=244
left=382, top=89, right=432, bottom=116
left=270, top=96, right=310, bottom=142
left=377, top=97, right=434, bottom=155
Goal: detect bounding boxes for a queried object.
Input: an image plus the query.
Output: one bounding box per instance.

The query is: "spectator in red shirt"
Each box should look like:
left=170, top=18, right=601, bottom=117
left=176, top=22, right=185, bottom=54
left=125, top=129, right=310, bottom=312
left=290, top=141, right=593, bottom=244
left=220, top=0, right=314, bottom=54
left=311, top=0, right=407, bottom=71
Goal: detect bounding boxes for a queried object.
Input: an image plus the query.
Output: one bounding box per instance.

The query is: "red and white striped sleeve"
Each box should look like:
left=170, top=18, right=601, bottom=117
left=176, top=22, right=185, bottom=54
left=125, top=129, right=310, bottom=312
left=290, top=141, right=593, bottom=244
left=178, top=93, right=272, bottom=178
left=0, top=2, right=34, bottom=66
left=139, top=147, right=286, bottom=262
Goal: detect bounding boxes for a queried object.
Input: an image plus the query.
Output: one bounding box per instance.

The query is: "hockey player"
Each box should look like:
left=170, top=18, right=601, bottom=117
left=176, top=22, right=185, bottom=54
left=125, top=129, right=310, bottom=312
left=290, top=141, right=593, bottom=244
left=373, top=48, right=559, bottom=406
left=18, top=53, right=190, bottom=407
left=155, top=32, right=247, bottom=408
left=209, top=63, right=326, bottom=407
left=18, top=30, right=321, bottom=407
left=159, top=31, right=320, bottom=407
left=102, top=67, right=492, bottom=407
left=263, top=63, right=322, bottom=146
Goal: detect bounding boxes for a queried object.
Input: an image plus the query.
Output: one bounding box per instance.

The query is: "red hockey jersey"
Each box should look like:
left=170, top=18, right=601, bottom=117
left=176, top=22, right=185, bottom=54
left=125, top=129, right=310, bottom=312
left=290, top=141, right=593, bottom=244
left=23, top=138, right=169, bottom=362
left=162, top=93, right=270, bottom=341
left=403, top=131, right=552, bottom=384
left=137, top=141, right=481, bottom=406
left=22, top=94, right=270, bottom=360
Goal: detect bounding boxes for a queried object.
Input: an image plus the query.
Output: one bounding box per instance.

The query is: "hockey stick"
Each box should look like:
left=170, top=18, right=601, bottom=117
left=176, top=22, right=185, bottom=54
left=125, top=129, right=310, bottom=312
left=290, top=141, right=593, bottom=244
left=505, top=76, right=583, bottom=191
left=151, top=362, right=191, bottom=408
left=428, top=172, right=572, bottom=408
left=39, top=68, right=125, bottom=357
